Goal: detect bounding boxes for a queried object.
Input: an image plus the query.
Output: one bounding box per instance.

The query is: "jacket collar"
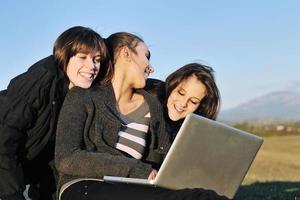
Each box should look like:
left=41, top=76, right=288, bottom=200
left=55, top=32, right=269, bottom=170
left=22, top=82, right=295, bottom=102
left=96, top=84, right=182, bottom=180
left=50, top=55, right=70, bottom=100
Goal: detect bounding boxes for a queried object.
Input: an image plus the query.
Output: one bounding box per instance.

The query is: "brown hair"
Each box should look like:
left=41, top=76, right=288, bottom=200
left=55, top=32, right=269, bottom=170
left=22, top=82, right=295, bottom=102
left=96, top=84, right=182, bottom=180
left=165, top=63, right=221, bottom=120
left=104, top=32, right=144, bottom=76
left=53, top=26, right=112, bottom=86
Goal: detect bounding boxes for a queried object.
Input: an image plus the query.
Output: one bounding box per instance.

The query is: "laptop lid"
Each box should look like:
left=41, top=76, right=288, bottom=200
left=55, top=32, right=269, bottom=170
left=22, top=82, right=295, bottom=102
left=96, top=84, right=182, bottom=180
left=154, top=113, right=263, bottom=198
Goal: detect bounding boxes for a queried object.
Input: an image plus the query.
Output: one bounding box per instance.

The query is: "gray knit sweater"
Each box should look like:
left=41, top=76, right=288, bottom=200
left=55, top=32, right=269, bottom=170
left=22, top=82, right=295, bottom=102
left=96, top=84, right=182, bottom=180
left=55, top=84, right=170, bottom=191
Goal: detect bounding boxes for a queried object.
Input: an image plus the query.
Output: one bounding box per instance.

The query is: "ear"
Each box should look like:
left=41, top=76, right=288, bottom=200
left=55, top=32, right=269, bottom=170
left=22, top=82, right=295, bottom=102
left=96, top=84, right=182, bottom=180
left=120, top=46, right=131, bottom=61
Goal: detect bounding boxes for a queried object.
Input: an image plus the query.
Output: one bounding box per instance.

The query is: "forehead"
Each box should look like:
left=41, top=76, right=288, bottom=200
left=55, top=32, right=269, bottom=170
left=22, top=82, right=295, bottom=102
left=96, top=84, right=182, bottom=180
left=79, top=50, right=101, bottom=56
left=176, top=75, right=207, bottom=97
left=73, top=42, right=100, bottom=55
left=135, top=42, right=149, bottom=52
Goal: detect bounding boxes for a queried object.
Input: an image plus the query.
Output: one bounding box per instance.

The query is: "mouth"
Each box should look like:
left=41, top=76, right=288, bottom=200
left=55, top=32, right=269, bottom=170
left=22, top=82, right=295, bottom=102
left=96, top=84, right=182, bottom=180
left=144, top=66, right=152, bottom=79
left=79, top=72, right=96, bottom=81
left=144, top=70, right=150, bottom=79
left=174, top=104, right=184, bottom=113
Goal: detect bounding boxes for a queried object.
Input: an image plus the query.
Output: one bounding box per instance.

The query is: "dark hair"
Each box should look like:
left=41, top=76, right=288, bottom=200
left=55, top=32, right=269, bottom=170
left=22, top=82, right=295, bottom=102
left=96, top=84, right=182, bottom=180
left=165, top=63, right=221, bottom=120
left=104, top=32, right=144, bottom=76
left=53, top=26, right=112, bottom=86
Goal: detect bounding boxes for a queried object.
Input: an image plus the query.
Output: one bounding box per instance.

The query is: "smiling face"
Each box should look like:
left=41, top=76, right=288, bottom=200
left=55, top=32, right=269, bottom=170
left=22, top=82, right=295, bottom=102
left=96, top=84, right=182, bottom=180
left=167, top=75, right=207, bottom=121
left=129, top=42, right=154, bottom=88
left=66, top=52, right=101, bottom=89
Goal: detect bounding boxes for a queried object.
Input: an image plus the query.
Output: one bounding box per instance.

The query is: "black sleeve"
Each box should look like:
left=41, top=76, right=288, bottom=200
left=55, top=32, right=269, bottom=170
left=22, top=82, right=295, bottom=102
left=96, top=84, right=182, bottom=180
left=145, top=78, right=164, bottom=96
left=0, top=65, right=52, bottom=198
left=145, top=78, right=166, bottom=105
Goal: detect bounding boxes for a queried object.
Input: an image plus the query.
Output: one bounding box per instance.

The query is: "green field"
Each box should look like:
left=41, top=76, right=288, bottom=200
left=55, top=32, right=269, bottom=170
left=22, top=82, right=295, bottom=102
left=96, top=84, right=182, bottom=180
left=235, top=135, right=300, bottom=200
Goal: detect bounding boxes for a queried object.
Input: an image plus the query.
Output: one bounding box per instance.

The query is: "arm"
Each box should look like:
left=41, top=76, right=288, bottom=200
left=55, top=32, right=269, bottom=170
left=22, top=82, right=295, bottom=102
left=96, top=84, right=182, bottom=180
left=145, top=78, right=166, bottom=103
left=0, top=68, right=52, bottom=199
left=55, top=88, right=153, bottom=179
left=142, top=90, right=171, bottom=166
left=0, top=123, right=26, bottom=200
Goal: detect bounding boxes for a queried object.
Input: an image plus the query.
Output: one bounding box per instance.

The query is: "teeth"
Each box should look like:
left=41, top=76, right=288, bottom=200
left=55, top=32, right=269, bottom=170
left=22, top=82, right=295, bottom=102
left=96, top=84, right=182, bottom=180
left=80, top=72, right=94, bottom=80
left=174, top=105, right=183, bottom=112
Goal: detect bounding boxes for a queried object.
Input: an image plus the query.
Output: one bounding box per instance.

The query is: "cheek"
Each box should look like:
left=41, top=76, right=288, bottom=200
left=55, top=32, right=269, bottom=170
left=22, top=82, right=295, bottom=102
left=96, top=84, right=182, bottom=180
left=145, top=58, right=150, bottom=65
left=167, top=101, right=172, bottom=111
left=188, top=104, right=199, bottom=113
left=66, top=59, right=78, bottom=76
left=95, top=64, right=101, bottom=72
left=167, top=94, right=175, bottom=105
left=140, top=57, right=149, bottom=67
left=166, top=97, right=173, bottom=110
left=66, top=65, right=74, bottom=78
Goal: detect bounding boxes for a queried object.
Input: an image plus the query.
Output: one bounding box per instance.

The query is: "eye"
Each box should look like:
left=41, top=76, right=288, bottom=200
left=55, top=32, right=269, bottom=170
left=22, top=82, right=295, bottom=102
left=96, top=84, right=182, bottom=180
left=190, top=100, right=199, bottom=105
left=178, top=90, right=184, bottom=96
left=93, top=56, right=101, bottom=63
left=77, top=53, right=87, bottom=59
left=146, top=51, right=151, bottom=60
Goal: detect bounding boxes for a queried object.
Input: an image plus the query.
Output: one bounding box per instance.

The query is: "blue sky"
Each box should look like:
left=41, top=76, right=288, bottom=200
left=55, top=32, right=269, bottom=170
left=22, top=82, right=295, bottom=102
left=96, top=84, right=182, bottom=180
left=0, top=0, right=299, bottom=110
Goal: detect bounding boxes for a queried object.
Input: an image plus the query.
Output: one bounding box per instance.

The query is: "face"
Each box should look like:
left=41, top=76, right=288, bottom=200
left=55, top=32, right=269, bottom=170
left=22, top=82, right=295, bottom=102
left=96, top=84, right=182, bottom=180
left=167, top=75, right=207, bottom=121
left=129, top=42, right=154, bottom=88
left=66, top=52, right=101, bottom=89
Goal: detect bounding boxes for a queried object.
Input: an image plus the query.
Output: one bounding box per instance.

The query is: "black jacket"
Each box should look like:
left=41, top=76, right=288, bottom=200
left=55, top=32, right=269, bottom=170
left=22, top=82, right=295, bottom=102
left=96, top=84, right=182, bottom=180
left=0, top=56, right=69, bottom=199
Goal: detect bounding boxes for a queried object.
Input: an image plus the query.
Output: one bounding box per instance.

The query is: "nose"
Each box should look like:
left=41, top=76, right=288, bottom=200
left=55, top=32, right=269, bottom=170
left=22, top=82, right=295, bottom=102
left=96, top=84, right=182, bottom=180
left=179, top=97, right=189, bottom=108
left=87, top=57, right=97, bottom=70
left=146, top=65, right=155, bottom=74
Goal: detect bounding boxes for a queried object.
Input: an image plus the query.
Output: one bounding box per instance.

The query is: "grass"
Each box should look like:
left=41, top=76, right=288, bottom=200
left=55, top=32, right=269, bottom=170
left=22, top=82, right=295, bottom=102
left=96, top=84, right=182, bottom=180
left=236, top=182, right=300, bottom=200
left=235, top=135, right=300, bottom=200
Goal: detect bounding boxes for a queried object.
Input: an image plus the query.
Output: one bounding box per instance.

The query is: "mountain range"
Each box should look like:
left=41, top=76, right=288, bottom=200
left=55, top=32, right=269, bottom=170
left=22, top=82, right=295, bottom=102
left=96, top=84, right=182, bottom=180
left=218, top=90, right=300, bottom=122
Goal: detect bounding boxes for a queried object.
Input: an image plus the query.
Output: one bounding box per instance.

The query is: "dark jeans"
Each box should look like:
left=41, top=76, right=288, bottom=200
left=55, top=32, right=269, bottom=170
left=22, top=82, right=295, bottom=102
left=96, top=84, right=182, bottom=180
left=61, top=180, right=230, bottom=200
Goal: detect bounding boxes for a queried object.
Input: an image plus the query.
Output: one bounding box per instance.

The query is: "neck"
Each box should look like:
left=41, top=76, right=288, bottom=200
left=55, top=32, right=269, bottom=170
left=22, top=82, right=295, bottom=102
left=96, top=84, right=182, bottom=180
left=112, top=63, right=134, bottom=103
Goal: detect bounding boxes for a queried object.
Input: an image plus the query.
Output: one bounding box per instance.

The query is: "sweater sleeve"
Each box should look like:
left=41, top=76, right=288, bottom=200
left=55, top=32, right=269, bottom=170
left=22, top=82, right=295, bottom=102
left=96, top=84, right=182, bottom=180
left=0, top=66, right=52, bottom=198
left=55, top=87, right=153, bottom=180
left=147, top=94, right=171, bottom=165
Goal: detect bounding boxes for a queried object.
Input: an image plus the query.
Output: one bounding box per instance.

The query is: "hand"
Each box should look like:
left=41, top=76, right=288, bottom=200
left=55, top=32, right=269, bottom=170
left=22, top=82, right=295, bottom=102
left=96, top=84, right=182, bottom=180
left=148, top=169, right=157, bottom=180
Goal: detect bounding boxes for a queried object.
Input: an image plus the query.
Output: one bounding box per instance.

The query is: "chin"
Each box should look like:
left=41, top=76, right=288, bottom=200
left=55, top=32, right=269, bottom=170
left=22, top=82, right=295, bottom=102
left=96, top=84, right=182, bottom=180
left=134, top=81, right=145, bottom=89
left=168, top=112, right=179, bottom=122
left=78, top=83, right=92, bottom=89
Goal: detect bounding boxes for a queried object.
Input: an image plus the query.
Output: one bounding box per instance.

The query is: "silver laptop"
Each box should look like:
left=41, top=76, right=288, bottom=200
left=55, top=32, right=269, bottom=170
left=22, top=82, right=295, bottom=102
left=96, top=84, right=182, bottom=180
left=104, top=113, right=263, bottom=199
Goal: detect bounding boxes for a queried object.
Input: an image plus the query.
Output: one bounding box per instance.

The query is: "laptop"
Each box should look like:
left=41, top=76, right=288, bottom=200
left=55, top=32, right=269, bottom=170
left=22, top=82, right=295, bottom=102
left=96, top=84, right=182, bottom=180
left=104, top=113, right=263, bottom=199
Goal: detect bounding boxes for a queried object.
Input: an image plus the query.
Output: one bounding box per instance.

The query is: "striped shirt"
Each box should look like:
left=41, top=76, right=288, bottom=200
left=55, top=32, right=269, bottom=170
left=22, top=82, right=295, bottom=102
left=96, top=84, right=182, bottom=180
left=116, top=101, right=151, bottom=159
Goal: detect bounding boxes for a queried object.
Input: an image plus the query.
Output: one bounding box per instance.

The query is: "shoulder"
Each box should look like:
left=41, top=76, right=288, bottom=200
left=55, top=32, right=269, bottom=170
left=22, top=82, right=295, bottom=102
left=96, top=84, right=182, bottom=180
left=145, top=78, right=164, bottom=87
left=61, top=87, right=96, bottom=115
left=139, top=89, right=160, bottom=105
left=138, top=89, right=164, bottom=118
left=66, top=86, right=110, bottom=106
left=145, top=78, right=165, bottom=95
left=3, top=56, right=65, bottom=104
left=8, top=55, right=61, bottom=89
left=27, top=55, right=65, bottom=82
left=145, top=78, right=166, bottom=104
left=66, top=86, right=91, bottom=101
left=27, top=55, right=57, bottom=76
left=89, top=84, right=115, bottom=102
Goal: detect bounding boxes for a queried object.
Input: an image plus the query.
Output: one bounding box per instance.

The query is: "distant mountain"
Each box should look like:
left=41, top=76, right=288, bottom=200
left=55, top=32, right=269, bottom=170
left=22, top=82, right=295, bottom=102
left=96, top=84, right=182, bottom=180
left=218, top=91, right=300, bottom=122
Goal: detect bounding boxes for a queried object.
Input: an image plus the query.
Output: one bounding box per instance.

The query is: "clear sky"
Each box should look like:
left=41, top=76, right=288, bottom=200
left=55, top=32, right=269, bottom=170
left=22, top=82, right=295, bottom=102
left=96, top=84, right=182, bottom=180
left=0, top=0, right=299, bottom=110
